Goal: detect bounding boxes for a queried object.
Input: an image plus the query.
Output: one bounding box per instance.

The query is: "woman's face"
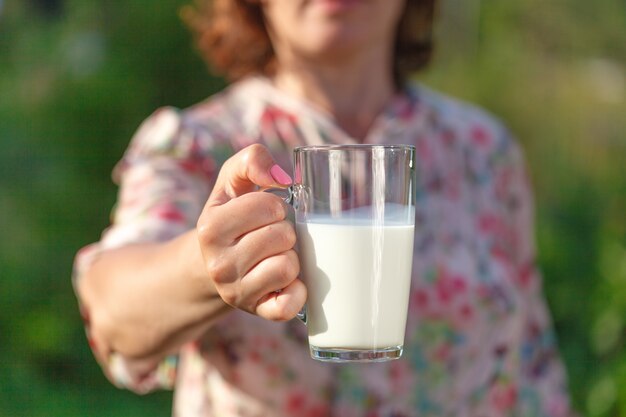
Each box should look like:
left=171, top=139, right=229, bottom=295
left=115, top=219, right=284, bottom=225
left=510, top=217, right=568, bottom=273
left=261, top=0, right=406, bottom=63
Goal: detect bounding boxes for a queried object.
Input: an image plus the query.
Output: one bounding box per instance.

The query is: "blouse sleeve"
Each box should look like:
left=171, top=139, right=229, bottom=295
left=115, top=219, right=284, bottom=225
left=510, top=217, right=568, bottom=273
left=72, top=107, right=222, bottom=393
left=500, top=137, right=573, bottom=416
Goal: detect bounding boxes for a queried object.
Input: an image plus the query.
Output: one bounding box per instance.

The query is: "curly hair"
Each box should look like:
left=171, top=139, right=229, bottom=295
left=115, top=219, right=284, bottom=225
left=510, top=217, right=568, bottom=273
left=181, top=0, right=437, bottom=87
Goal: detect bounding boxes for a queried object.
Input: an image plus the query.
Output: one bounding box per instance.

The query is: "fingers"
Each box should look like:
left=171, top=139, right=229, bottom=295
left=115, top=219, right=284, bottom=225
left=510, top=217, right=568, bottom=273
left=202, top=222, right=301, bottom=317
left=196, top=144, right=304, bottom=322
left=197, top=194, right=303, bottom=321
left=234, top=220, right=297, bottom=274
left=208, top=144, right=292, bottom=207
left=242, top=250, right=300, bottom=301
left=255, top=278, right=307, bottom=322
left=223, top=249, right=301, bottom=315
left=198, top=192, right=288, bottom=245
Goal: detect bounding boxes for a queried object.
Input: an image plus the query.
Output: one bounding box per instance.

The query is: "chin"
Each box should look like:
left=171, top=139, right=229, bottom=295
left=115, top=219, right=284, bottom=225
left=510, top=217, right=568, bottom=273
left=302, top=26, right=368, bottom=56
left=302, top=41, right=364, bottom=63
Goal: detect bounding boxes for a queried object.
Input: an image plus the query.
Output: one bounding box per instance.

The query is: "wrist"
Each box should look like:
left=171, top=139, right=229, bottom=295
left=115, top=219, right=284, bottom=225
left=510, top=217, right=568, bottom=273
left=171, top=229, right=221, bottom=302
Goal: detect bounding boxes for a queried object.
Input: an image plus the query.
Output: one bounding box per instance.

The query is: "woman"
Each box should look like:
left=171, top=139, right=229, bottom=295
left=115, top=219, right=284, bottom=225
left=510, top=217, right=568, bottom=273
left=74, top=0, right=574, bottom=416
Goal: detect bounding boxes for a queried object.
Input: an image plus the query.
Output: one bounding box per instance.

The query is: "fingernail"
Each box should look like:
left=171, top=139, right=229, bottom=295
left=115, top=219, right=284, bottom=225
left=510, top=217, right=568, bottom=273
left=270, top=164, right=292, bottom=185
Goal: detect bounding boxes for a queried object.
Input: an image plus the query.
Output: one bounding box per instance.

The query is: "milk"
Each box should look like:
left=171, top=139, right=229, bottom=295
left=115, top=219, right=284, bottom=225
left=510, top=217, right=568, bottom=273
left=296, top=218, right=415, bottom=350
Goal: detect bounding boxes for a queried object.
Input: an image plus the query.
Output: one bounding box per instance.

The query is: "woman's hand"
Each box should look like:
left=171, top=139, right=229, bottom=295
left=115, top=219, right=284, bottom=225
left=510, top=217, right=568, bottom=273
left=196, top=144, right=306, bottom=321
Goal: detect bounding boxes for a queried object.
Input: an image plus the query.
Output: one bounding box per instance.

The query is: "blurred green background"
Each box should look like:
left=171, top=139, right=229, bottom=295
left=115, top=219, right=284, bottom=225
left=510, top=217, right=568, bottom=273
left=0, top=0, right=624, bottom=415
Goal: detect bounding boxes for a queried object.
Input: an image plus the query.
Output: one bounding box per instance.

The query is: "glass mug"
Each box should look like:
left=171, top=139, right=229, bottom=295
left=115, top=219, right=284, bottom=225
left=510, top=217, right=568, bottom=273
left=275, top=144, right=416, bottom=363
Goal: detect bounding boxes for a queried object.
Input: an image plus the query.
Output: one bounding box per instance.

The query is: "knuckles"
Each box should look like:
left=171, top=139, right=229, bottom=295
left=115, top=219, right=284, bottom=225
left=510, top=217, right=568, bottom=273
left=265, top=221, right=296, bottom=251
left=196, top=220, right=219, bottom=247
left=217, top=286, right=239, bottom=308
left=255, top=250, right=300, bottom=289
left=277, top=250, right=300, bottom=284
left=241, top=143, right=269, bottom=165
left=280, top=223, right=297, bottom=249
left=242, top=192, right=287, bottom=223
left=205, top=255, right=235, bottom=286
left=206, top=258, right=242, bottom=307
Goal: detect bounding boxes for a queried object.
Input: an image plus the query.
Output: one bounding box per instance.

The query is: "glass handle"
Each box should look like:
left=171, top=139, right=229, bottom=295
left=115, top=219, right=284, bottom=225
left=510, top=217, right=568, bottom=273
left=263, top=185, right=295, bottom=207
left=264, top=186, right=306, bottom=325
left=296, top=305, right=307, bottom=325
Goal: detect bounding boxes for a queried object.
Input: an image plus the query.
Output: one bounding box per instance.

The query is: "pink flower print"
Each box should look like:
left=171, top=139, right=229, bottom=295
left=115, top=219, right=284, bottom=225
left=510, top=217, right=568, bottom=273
left=478, top=213, right=515, bottom=247
left=489, top=382, right=518, bottom=412
left=275, top=116, right=300, bottom=146
left=388, top=360, right=416, bottom=396
left=517, top=261, right=537, bottom=290
left=458, top=304, right=474, bottom=321
left=449, top=281, right=475, bottom=329
left=262, top=105, right=298, bottom=125
left=285, top=391, right=307, bottom=413
left=440, top=128, right=457, bottom=147
left=284, top=390, right=329, bottom=417
left=435, top=270, right=467, bottom=305
left=417, top=139, right=433, bottom=164
left=470, top=124, right=492, bottom=147
left=494, top=165, right=514, bottom=202
left=248, top=349, right=262, bottom=364
left=547, top=395, right=570, bottom=417
left=478, top=213, right=499, bottom=234
left=178, top=158, right=215, bottom=178
left=395, top=97, right=417, bottom=121
left=433, top=343, right=451, bottom=362
left=153, top=203, right=185, bottom=222
left=451, top=275, right=468, bottom=293
left=490, top=245, right=511, bottom=264
left=265, top=363, right=281, bottom=378
left=436, top=279, right=453, bottom=304
left=444, top=171, right=462, bottom=200
left=306, top=403, right=331, bottom=417
left=410, top=289, right=429, bottom=315
left=490, top=245, right=516, bottom=283
left=268, top=338, right=280, bottom=351
left=260, top=105, right=301, bottom=147
left=230, top=370, right=241, bottom=385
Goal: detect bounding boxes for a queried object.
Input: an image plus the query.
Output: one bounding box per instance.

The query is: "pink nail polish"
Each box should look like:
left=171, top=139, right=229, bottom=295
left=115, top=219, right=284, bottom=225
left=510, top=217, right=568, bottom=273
left=270, top=164, right=292, bottom=185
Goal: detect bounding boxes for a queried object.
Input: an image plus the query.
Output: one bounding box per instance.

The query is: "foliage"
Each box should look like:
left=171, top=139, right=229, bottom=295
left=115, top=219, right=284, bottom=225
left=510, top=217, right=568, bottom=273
left=0, top=0, right=624, bottom=415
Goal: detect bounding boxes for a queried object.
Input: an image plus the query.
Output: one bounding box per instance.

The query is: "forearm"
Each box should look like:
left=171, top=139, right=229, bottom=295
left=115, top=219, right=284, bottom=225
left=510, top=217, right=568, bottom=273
left=77, top=144, right=303, bottom=376
left=77, top=229, right=231, bottom=368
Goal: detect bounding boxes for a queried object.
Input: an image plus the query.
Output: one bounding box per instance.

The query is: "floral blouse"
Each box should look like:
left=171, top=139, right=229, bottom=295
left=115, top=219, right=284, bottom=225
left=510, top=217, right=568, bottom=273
left=73, top=76, right=574, bottom=417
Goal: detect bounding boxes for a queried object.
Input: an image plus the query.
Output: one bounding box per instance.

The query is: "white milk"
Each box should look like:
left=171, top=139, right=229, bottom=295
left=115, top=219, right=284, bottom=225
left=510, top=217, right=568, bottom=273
left=296, top=219, right=415, bottom=350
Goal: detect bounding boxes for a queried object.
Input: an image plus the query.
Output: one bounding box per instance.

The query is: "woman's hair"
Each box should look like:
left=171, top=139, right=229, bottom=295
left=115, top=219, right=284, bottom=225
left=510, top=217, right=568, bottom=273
left=181, top=0, right=437, bottom=87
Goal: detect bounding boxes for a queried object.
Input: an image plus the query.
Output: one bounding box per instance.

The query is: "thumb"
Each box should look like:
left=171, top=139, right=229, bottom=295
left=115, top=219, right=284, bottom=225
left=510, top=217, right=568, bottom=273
left=208, top=144, right=292, bottom=206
